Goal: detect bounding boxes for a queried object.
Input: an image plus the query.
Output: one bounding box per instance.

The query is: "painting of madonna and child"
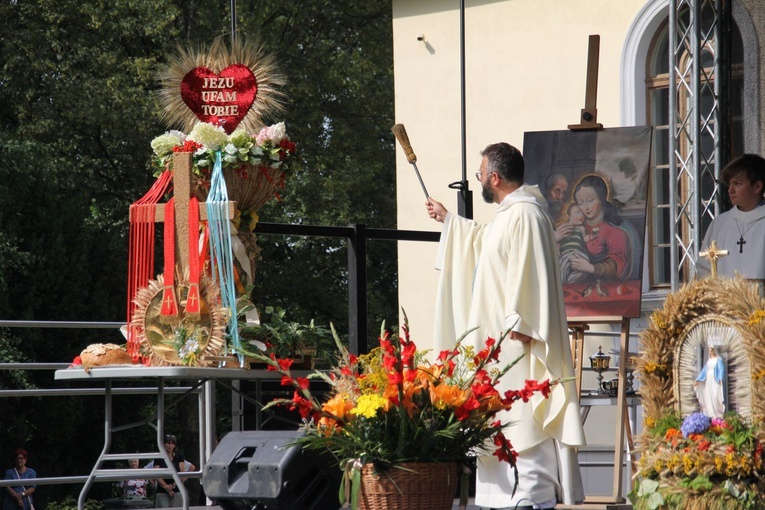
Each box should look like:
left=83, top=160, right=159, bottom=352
left=523, top=126, right=652, bottom=318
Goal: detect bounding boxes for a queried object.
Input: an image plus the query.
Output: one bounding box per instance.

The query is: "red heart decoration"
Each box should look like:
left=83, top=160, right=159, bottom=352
left=181, top=64, right=258, bottom=134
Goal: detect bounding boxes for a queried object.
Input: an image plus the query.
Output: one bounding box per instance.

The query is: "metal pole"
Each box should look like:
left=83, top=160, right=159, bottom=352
left=452, top=0, right=473, bottom=219
left=230, top=0, right=237, bottom=44
left=668, top=0, right=679, bottom=290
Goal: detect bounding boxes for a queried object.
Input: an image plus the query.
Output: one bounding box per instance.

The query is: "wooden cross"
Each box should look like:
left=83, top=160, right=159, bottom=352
left=737, top=236, right=746, bottom=253
left=699, top=240, right=729, bottom=279
left=152, top=152, right=236, bottom=276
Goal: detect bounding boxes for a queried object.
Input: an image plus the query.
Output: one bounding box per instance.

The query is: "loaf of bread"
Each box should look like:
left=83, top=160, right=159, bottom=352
left=79, top=343, right=133, bottom=366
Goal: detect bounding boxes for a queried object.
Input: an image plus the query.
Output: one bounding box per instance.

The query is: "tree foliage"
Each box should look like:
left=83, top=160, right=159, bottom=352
left=0, top=0, right=394, bottom=504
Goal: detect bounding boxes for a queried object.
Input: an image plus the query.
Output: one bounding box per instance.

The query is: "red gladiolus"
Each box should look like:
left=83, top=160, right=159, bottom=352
left=382, top=354, right=397, bottom=372
left=296, top=377, right=309, bottom=389
left=280, top=375, right=292, bottom=386
left=523, top=379, right=552, bottom=398
left=471, top=381, right=496, bottom=399
left=388, top=371, right=403, bottom=385
left=455, top=396, right=481, bottom=420
left=380, top=338, right=394, bottom=354
left=445, top=359, right=456, bottom=377
left=473, top=349, right=489, bottom=365
left=492, top=432, right=518, bottom=464
left=277, top=358, right=294, bottom=371
left=401, top=341, right=416, bottom=362
left=290, top=391, right=314, bottom=419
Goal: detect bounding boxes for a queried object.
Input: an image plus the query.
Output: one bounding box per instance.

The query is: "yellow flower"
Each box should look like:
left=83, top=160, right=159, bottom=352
left=714, top=456, right=724, bottom=473
left=350, top=394, right=388, bottom=419
left=652, top=312, right=668, bottom=330
left=753, top=369, right=765, bottom=382
left=725, top=453, right=737, bottom=476
left=748, top=310, right=765, bottom=326
left=247, top=211, right=259, bottom=231
left=682, top=454, right=694, bottom=475
left=644, top=362, right=658, bottom=374
left=644, top=416, right=656, bottom=429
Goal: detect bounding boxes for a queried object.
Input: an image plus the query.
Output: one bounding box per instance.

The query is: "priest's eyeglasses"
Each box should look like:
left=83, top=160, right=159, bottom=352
left=475, top=170, right=494, bottom=181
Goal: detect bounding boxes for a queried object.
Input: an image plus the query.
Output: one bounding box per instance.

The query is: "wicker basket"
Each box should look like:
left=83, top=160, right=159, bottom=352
left=192, top=163, right=285, bottom=213
left=360, top=462, right=457, bottom=510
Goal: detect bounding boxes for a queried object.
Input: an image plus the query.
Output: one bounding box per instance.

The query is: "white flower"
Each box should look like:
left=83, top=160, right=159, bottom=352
left=255, top=125, right=270, bottom=145
left=250, top=146, right=264, bottom=156
left=168, top=130, right=187, bottom=142
left=267, top=122, right=287, bottom=144
left=151, top=133, right=182, bottom=157
left=179, top=337, right=200, bottom=360
left=223, top=143, right=238, bottom=155
left=188, top=122, right=228, bottom=151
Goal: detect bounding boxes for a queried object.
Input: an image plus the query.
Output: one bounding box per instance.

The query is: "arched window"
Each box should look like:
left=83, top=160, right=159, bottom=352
left=641, top=7, right=746, bottom=288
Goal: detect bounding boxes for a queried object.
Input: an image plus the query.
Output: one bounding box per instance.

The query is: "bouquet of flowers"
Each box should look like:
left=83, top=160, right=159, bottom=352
left=631, top=411, right=765, bottom=510
left=149, top=121, right=297, bottom=213
left=252, top=317, right=559, bottom=508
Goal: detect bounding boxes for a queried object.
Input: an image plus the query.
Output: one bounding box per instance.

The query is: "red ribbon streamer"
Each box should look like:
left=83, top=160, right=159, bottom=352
left=160, top=197, right=178, bottom=318
left=127, top=170, right=173, bottom=361
left=185, top=198, right=201, bottom=315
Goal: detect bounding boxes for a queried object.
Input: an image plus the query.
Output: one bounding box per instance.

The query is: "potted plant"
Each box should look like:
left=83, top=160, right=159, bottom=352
left=251, top=315, right=561, bottom=510
left=238, top=305, right=332, bottom=368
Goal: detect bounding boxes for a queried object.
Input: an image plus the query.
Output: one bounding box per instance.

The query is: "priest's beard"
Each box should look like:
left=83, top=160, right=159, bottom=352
left=481, top=182, right=494, bottom=203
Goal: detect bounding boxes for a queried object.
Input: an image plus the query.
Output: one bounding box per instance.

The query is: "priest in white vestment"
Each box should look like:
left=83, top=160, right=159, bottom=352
left=698, top=154, right=765, bottom=279
left=427, top=143, right=585, bottom=510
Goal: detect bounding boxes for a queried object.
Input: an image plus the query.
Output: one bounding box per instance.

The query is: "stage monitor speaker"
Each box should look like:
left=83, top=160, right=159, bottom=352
left=203, top=430, right=341, bottom=510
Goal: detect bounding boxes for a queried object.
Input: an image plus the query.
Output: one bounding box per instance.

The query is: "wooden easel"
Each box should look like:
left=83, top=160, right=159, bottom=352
left=561, top=35, right=634, bottom=510
left=568, top=34, right=604, bottom=131
left=569, top=316, right=634, bottom=507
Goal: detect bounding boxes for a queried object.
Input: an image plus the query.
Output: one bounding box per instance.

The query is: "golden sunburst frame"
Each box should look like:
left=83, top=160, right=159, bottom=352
left=632, top=276, right=765, bottom=510
left=131, top=274, right=228, bottom=366
left=158, top=36, right=286, bottom=134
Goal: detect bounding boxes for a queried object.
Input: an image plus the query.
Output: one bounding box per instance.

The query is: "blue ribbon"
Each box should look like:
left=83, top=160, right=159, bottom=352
left=206, top=152, right=242, bottom=364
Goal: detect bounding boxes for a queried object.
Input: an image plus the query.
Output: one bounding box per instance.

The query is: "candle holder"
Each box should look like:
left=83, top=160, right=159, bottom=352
left=626, top=354, right=637, bottom=394
left=589, top=345, right=611, bottom=394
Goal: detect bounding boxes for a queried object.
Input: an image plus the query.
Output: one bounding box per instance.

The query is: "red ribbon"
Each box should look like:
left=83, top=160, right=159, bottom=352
left=185, top=198, right=201, bottom=315
left=160, top=197, right=178, bottom=318
left=127, top=170, right=173, bottom=361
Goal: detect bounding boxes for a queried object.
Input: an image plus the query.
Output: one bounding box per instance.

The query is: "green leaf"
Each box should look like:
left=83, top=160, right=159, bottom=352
left=646, top=491, right=665, bottom=510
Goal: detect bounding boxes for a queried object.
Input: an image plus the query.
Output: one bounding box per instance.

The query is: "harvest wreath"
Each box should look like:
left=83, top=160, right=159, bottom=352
left=631, top=277, right=765, bottom=509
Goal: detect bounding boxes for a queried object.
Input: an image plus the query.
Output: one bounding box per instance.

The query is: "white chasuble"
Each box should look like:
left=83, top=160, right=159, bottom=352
left=434, top=185, right=585, bottom=507
left=698, top=204, right=765, bottom=279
